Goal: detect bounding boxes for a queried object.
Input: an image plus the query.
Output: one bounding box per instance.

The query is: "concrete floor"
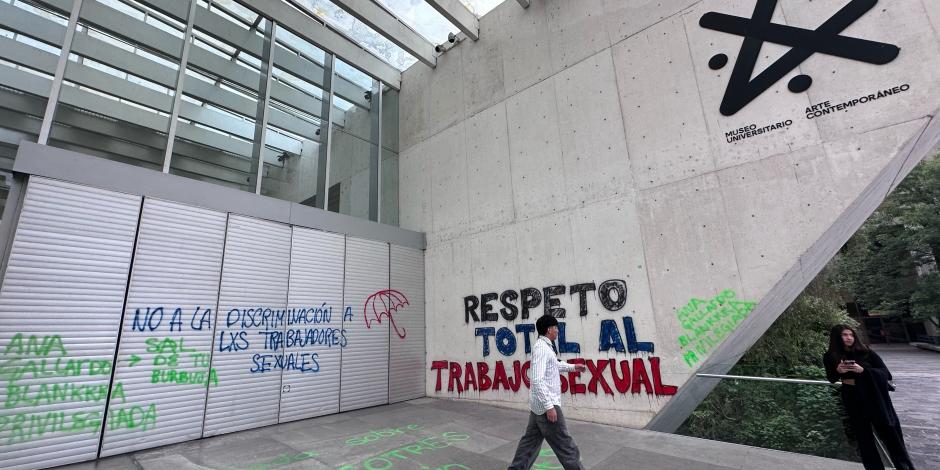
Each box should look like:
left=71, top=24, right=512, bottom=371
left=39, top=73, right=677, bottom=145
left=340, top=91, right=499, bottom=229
left=872, top=343, right=940, bottom=470
left=55, top=398, right=864, bottom=470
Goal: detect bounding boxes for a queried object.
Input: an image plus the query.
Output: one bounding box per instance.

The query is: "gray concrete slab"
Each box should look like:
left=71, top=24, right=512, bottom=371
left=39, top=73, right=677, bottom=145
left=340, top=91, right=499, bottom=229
left=872, top=343, right=940, bottom=470
left=54, top=399, right=865, bottom=470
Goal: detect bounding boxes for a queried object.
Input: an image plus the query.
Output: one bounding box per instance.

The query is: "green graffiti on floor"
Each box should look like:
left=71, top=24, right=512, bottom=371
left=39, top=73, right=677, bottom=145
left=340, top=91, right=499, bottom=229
left=676, top=289, right=756, bottom=367
left=231, top=425, right=470, bottom=470
left=534, top=449, right=563, bottom=470
left=226, top=450, right=319, bottom=470
left=346, top=424, right=422, bottom=446
left=338, top=431, right=471, bottom=470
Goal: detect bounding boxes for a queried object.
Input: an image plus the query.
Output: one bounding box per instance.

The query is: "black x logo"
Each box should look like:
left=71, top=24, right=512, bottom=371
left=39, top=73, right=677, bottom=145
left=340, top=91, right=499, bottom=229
left=701, top=0, right=900, bottom=116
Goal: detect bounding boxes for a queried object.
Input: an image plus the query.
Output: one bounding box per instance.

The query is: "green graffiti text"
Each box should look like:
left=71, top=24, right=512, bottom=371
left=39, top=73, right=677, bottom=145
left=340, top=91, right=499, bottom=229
left=0, top=410, right=102, bottom=445
left=345, top=424, right=421, bottom=446
left=339, top=431, right=471, bottom=470
left=676, top=289, right=756, bottom=367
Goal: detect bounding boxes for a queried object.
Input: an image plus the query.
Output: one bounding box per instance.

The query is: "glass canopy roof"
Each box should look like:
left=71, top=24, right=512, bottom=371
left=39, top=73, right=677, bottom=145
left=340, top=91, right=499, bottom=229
left=282, top=0, right=507, bottom=72
left=458, top=0, right=503, bottom=17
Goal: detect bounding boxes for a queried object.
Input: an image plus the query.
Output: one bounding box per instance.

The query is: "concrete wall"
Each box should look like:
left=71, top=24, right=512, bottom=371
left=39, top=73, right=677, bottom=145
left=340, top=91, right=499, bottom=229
left=398, top=0, right=940, bottom=428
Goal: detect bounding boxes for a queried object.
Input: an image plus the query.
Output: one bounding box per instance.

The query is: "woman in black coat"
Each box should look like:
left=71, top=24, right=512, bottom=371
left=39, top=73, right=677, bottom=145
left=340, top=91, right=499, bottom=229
left=823, top=324, right=916, bottom=470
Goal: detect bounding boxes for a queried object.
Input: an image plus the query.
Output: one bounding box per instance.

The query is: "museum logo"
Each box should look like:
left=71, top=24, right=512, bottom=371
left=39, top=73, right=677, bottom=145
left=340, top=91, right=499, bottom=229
left=700, top=0, right=900, bottom=116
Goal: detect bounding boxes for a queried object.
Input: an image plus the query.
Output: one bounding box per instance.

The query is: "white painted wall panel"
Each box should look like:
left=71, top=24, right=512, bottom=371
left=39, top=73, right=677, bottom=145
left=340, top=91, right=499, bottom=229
left=203, top=215, right=291, bottom=436
left=339, top=238, right=389, bottom=411
left=0, top=177, right=141, bottom=469
left=279, top=228, right=345, bottom=422
left=389, top=246, right=425, bottom=403
left=0, top=174, right=426, bottom=466
left=100, top=199, right=226, bottom=456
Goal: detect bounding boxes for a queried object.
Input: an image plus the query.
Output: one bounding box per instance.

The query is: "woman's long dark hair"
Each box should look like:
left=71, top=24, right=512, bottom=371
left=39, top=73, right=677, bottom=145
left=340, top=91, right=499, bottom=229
left=826, top=324, right=870, bottom=361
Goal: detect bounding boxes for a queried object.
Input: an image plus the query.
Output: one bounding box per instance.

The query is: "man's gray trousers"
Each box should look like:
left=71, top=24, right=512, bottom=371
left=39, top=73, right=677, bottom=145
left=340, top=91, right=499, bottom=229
left=508, top=405, right=584, bottom=470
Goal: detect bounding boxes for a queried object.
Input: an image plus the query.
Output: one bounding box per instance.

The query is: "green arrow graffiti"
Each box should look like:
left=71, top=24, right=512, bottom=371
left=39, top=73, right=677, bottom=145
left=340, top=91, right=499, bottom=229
left=128, top=355, right=141, bottom=367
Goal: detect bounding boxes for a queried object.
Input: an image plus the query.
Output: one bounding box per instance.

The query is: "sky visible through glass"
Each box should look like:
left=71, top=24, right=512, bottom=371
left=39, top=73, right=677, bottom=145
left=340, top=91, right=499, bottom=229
left=295, top=0, right=418, bottom=71
left=458, top=0, right=503, bottom=17
left=374, top=0, right=453, bottom=45
left=288, top=0, right=507, bottom=71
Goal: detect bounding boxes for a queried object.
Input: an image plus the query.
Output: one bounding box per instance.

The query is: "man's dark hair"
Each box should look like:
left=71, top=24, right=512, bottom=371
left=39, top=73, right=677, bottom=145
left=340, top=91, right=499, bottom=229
left=536, top=315, right=558, bottom=336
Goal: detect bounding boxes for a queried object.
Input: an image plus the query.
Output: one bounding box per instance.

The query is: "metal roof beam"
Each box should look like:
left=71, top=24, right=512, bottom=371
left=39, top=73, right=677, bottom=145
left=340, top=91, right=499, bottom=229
left=327, top=0, right=437, bottom=67
left=238, top=0, right=401, bottom=89
left=424, top=0, right=478, bottom=41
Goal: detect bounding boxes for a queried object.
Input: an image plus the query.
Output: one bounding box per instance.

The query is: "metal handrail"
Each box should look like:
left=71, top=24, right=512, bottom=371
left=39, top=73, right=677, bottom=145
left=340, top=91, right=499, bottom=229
left=695, top=372, right=896, bottom=468
left=695, top=373, right=838, bottom=386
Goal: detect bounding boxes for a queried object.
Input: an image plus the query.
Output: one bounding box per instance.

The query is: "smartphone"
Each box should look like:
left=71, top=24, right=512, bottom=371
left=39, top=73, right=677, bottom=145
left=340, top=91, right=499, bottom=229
left=843, top=360, right=856, bottom=365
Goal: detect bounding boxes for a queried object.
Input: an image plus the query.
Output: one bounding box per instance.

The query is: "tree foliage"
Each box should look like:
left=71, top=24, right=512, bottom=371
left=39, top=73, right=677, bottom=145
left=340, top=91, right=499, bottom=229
left=677, top=285, right=861, bottom=461
left=832, top=155, right=940, bottom=327
left=676, top=153, right=940, bottom=461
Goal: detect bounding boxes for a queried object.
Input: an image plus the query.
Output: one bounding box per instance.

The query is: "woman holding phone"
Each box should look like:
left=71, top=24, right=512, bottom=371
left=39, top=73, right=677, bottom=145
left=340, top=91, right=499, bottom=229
left=823, top=324, right=916, bottom=469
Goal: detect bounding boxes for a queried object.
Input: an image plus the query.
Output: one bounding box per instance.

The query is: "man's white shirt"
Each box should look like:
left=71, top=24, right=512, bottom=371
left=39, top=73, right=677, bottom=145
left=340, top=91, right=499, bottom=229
left=529, top=335, right=576, bottom=415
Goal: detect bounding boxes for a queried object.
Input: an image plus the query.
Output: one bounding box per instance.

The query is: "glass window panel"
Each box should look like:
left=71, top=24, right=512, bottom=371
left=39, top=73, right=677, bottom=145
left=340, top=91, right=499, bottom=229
left=0, top=0, right=71, bottom=219
left=381, top=85, right=398, bottom=153
left=380, top=148, right=398, bottom=226
left=210, top=0, right=258, bottom=26
left=146, top=16, right=186, bottom=38
left=335, top=60, right=373, bottom=91
left=276, top=27, right=325, bottom=66
left=10, top=1, right=68, bottom=26
left=458, top=0, right=503, bottom=18
left=259, top=40, right=330, bottom=202
left=48, top=0, right=191, bottom=172
left=99, top=0, right=145, bottom=21
left=327, top=123, right=373, bottom=219
left=194, top=30, right=237, bottom=56
left=165, top=3, right=267, bottom=192
left=326, top=58, right=378, bottom=220
left=380, top=85, right=398, bottom=225
left=292, top=0, right=417, bottom=70
left=0, top=1, right=69, bottom=158
left=331, top=59, right=377, bottom=145
left=15, top=34, right=61, bottom=54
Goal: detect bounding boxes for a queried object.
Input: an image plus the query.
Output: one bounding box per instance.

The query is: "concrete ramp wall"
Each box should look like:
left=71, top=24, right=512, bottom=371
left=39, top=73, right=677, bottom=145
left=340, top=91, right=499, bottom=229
left=398, top=0, right=940, bottom=428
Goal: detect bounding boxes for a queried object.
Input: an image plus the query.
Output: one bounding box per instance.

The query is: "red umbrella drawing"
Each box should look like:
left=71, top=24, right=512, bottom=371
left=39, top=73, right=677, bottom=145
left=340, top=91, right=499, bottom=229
left=363, top=289, right=410, bottom=339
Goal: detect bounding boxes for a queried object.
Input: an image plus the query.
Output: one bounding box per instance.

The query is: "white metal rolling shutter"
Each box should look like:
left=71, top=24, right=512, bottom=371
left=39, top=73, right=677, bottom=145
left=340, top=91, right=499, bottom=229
left=203, top=215, right=291, bottom=436
left=278, top=228, right=345, bottom=423
left=339, top=238, right=389, bottom=412
left=0, top=177, right=141, bottom=470
left=389, top=246, right=425, bottom=403
left=100, top=199, right=226, bottom=456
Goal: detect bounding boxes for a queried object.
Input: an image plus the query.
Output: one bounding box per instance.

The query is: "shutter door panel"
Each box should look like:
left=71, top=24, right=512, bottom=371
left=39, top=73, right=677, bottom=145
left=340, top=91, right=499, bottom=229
left=278, top=228, right=344, bottom=423
left=389, top=246, right=425, bottom=403
left=340, top=238, right=389, bottom=412
left=0, top=177, right=141, bottom=470
left=203, top=215, right=291, bottom=436
left=100, top=199, right=227, bottom=456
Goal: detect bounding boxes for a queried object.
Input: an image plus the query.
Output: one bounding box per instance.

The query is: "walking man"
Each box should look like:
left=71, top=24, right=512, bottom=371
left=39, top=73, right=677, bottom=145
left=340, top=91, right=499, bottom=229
left=508, top=315, right=587, bottom=470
